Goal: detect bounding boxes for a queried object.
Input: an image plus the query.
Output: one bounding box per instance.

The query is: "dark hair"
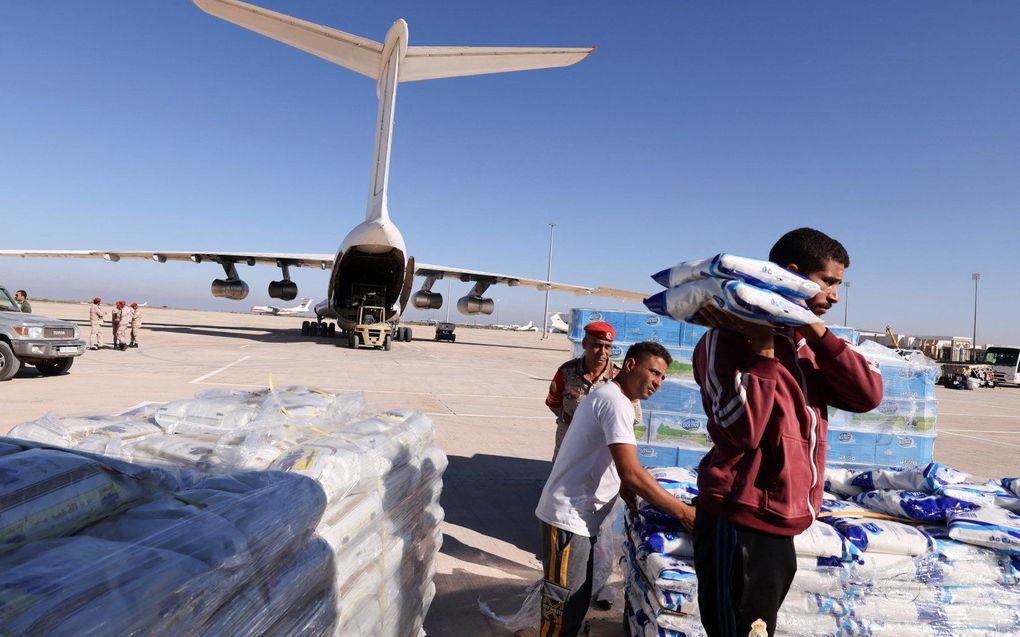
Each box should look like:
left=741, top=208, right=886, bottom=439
left=769, top=228, right=849, bottom=274
left=16, top=290, right=26, bottom=297
left=625, top=341, right=672, bottom=366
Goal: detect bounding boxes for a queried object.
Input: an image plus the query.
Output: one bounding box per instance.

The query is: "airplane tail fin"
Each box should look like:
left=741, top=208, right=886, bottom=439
left=193, top=0, right=594, bottom=83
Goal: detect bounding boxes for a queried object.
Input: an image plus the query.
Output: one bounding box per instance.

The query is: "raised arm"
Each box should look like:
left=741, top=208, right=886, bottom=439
left=796, top=325, right=883, bottom=413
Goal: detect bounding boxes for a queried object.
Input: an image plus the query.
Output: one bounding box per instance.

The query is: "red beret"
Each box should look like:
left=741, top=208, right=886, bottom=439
left=584, top=321, right=615, bottom=341
left=93, top=297, right=101, bottom=303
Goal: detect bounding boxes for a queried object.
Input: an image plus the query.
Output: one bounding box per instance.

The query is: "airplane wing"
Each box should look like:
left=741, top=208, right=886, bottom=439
left=0, top=250, right=334, bottom=270
left=414, top=262, right=647, bottom=301
left=0, top=250, right=645, bottom=302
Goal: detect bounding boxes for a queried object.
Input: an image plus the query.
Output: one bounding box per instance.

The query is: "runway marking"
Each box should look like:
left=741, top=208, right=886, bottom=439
left=511, top=370, right=550, bottom=381
left=940, top=429, right=1019, bottom=434
left=193, top=379, right=544, bottom=400
left=239, top=344, right=252, bottom=349
left=938, top=412, right=1019, bottom=419
left=425, top=412, right=552, bottom=420
left=189, top=356, right=251, bottom=384
left=116, top=401, right=157, bottom=415
left=940, top=431, right=1020, bottom=449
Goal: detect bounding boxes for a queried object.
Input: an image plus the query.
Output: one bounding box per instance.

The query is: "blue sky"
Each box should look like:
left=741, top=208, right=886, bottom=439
left=2, top=1, right=1018, bottom=343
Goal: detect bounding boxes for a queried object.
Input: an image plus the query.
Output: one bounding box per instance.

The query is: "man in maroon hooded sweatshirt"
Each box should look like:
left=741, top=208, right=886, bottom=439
left=692, top=228, right=883, bottom=637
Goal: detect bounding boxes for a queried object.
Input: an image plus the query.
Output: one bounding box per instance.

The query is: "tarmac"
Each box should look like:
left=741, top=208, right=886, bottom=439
left=4, top=301, right=1019, bottom=636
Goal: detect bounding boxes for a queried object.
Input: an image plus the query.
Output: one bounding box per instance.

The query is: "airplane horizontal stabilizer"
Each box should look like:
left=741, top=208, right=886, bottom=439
left=193, top=0, right=382, bottom=79
left=193, top=0, right=593, bottom=83
left=401, top=46, right=594, bottom=82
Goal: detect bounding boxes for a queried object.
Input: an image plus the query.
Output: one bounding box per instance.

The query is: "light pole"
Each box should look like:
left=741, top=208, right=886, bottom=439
left=541, top=223, right=556, bottom=340
left=842, top=281, right=850, bottom=326
left=972, top=272, right=980, bottom=359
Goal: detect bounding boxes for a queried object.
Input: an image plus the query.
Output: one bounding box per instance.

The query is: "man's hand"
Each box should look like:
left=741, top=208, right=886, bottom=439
left=674, top=501, right=696, bottom=532
left=699, top=305, right=776, bottom=357
left=620, top=484, right=637, bottom=511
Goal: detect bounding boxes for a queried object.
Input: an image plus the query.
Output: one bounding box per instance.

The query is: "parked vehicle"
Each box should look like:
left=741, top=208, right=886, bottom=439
left=0, top=286, right=86, bottom=380
left=982, top=346, right=1020, bottom=385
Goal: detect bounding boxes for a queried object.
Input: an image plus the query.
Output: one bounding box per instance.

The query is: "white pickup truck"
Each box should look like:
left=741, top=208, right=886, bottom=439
left=0, top=286, right=86, bottom=380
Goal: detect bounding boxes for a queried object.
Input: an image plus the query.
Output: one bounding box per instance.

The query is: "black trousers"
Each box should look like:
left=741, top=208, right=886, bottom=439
left=692, top=507, right=797, bottom=637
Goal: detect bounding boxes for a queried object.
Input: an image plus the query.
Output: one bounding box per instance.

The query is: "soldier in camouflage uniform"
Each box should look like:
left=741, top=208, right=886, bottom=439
left=546, top=321, right=632, bottom=461
left=89, top=297, right=105, bottom=350
left=117, top=302, right=133, bottom=351
left=129, top=302, right=142, bottom=348
left=111, top=301, right=123, bottom=349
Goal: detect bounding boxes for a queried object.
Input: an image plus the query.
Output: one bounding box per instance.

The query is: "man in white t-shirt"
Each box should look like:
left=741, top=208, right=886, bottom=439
left=535, top=341, right=697, bottom=637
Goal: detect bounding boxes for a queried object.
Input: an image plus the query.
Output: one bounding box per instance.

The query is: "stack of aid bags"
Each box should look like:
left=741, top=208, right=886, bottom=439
left=826, top=341, right=941, bottom=469
left=644, top=253, right=823, bottom=328
left=623, top=463, right=1020, bottom=637
left=1, top=386, right=446, bottom=637
left=634, top=255, right=822, bottom=469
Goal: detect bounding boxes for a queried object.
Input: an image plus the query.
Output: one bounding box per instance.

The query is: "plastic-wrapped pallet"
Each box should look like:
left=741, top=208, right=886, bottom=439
left=4, top=386, right=446, bottom=637
left=623, top=463, right=1020, bottom=637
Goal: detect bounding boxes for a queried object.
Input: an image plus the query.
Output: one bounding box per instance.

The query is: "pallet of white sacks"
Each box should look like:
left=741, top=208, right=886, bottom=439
left=0, top=386, right=446, bottom=637
left=624, top=464, right=1020, bottom=637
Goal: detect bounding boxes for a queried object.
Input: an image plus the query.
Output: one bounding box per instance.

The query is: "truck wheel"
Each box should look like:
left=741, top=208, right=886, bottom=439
left=404, top=327, right=412, bottom=341
left=35, top=358, right=74, bottom=376
left=451, top=334, right=456, bottom=343
left=327, top=323, right=336, bottom=338
left=348, top=333, right=358, bottom=349
left=383, top=335, right=392, bottom=351
left=0, top=342, right=20, bottom=381
left=301, top=321, right=310, bottom=336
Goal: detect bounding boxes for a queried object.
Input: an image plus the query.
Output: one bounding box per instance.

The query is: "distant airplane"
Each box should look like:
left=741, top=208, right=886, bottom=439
left=251, top=298, right=314, bottom=316
left=513, top=321, right=537, bottom=332
left=548, top=313, right=570, bottom=334
left=0, top=0, right=644, bottom=340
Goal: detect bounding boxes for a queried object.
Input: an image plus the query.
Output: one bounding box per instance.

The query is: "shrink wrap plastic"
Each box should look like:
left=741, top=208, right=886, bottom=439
left=623, top=465, right=1020, bottom=636
left=3, top=386, right=446, bottom=637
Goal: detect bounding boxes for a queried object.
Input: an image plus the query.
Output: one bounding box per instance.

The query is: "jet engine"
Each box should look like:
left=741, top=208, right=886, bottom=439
left=457, top=295, right=494, bottom=315
left=268, top=280, right=298, bottom=301
left=212, top=278, right=250, bottom=300
left=412, top=290, right=443, bottom=310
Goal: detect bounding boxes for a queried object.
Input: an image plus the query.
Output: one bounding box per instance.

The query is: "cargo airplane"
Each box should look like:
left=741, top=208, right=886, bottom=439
left=251, top=298, right=315, bottom=317
left=0, top=0, right=643, bottom=339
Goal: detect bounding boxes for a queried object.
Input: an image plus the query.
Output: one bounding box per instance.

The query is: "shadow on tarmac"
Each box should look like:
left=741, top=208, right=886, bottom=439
left=441, top=454, right=551, bottom=556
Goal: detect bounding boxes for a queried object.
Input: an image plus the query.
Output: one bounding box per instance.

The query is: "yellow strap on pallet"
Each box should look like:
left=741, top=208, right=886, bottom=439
left=817, top=510, right=921, bottom=525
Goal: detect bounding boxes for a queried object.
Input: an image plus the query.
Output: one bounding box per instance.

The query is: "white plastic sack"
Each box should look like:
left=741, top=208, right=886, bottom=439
left=644, top=278, right=822, bottom=327
left=947, top=506, right=1020, bottom=555
left=853, top=489, right=978, bottom=523
left=824, top=467, right=866, bottom=498
left=651, top=253, right=821, bottom=300
left=819, top=499, right=933, bottom=555
left=850, top=463, right=969, bottom=493
left=795, top=520, right=858, bottom=561
left=0, top=448, right=151, bottom=549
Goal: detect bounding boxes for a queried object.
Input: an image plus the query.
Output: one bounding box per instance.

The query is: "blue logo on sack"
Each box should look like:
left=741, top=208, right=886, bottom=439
left=590, top=312, right=603, bottom=321
left=879, top=402, right=899, bottom=415
left=645, top=316, right=661, bottom=326
left=897, top=436, right=915, bottom=448
left=681, top=419, right=701, bottom=431
left=838, top=433, right=854, bottom=443
left=611, top=346, right=623, bottom=357
left=639, top=447, right=655, bottom=457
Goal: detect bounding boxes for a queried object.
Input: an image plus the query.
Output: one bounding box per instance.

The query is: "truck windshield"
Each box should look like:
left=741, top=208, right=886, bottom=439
left=0, top=288, right=21, bottom=312
left=983, top=347, right=1020, bottom=369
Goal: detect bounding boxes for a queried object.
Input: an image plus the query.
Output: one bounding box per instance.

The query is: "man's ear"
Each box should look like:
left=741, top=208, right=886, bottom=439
left=621, top=357, right=636, bottom=372
left=785, top=263, right=800, bottom=273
